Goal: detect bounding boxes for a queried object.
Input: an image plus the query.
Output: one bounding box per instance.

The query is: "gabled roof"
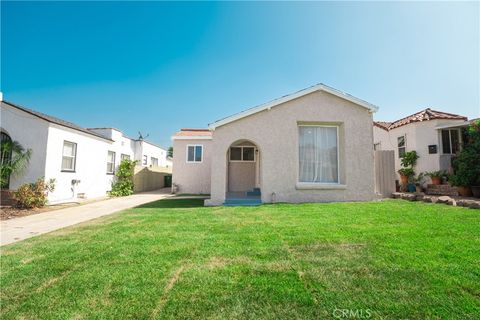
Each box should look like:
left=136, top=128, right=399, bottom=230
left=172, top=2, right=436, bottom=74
left=208, top=83, right=379, bottom=130
left=374, top=108, right=468, bottom=131
left=1, top=101, right=113, bottom=141
left=172, top=128, right=212, bottom=140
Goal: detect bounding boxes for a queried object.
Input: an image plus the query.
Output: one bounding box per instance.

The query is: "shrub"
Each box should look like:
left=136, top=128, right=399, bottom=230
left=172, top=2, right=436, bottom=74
left=13, top=178, right=55, bottom=209
left=110, top=159, right=137, bottom=197
left=450, top=120, right=480, bottom=186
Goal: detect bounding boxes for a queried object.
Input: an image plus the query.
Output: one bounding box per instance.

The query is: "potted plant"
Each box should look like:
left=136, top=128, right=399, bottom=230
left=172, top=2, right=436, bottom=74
left=425, top=170, right=447, bottom=185
left=449, top=174, right=472, bottom=197
left=398, top=151, right=419, bottom=189
left=413, top=173, right=425, bottom=193
left=398, top=168, right=415, bottom=185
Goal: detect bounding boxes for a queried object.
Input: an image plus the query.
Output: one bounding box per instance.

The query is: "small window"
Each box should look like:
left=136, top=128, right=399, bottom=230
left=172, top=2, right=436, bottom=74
left=143, top=155, right=147, bottom=165
left=121, top=154, right=130, bottom=161
left=151, top=157, right=158, bottom=167
left=229, top=146, right=255, bottom=162
left=107, top=151, right=116, bottom=174
left=62, top=141, right=77, bottom=172
left=397, top=136, right=406, bottom=158
left=187, top=145, right=203, bottom=163
left=442, top=129, right=460, bottom=154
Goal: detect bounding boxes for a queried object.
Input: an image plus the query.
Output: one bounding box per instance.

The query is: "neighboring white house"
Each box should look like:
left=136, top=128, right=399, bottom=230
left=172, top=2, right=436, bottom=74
left=172, top=83, right=380, bottom=205
left=1, top=101, right=169, bottom=203
left=373, top=108, right=470, bottom=180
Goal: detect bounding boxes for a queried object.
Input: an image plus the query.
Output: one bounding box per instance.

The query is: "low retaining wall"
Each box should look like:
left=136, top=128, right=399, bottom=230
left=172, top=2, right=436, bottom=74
left=392, top=192, right=480, bottom=209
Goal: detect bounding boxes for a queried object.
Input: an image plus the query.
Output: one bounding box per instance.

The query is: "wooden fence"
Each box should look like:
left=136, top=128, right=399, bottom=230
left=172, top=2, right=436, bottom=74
left=133, top=166, right=171, bottom=193
left=374, top=150, right=396, bottom=198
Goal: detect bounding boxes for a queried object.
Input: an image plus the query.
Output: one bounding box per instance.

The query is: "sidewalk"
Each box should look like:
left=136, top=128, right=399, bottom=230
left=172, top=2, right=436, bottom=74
left=1, top=188, right=171, bottom=246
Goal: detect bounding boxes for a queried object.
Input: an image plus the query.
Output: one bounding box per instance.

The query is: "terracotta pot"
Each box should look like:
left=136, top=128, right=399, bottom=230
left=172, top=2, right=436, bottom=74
left=471, top=186, right=480, bottom=198
left=457, top=186, right=472, bottom=197
left=431, top=177, right=441, bottom=185
left=400, top=175, right=409, bottom=185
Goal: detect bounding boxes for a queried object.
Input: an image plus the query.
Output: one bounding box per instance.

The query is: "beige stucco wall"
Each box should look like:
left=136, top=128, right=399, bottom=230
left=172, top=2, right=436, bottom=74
left=373, top=119, right=467, bottom=181
left=207, top=90, right=376, bottom=205
left=172, top=139, right=212, bottom=194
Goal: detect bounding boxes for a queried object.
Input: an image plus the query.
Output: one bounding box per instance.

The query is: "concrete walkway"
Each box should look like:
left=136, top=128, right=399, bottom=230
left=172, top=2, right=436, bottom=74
left=1, top=188, right=171, bottom=246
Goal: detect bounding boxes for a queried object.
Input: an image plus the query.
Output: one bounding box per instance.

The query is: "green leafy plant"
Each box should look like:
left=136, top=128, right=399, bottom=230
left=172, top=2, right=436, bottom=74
left=450, top=120, right=480, bottom=186
left=400, top=151, right=419, bottom=168
left=413, top=172, right=425, bottom=186
left=398, top=168, right=415, bottom=177
left=167, top=146, right=173, bottom=158
left=110, top=159, right=138, bottom=197
left=13, top=178, right=55, bottom=209
left=425, top=170, right=448, bottom=179
left=1, top=140, right=32, bottom=189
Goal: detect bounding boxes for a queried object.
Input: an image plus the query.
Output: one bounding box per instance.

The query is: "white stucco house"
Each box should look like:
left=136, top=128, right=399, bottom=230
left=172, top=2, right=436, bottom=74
left=373, top=108, right=471, bottom=180
left=1, top=101, right=169, bottom=203
left=172, top=83, right=380, bottom=206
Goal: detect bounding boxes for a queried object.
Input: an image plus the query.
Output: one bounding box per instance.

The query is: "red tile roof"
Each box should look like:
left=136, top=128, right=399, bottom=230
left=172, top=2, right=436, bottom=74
left=374, top=108, right=467, bottom=131
left=173, top=128, right=212, bottom=137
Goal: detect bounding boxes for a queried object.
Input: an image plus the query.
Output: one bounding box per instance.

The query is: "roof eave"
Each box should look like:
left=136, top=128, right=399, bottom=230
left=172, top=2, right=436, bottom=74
left=209, top=84, right=379, bottom=130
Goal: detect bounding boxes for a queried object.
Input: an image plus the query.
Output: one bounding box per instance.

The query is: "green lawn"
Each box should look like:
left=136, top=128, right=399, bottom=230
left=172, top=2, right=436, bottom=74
left=1, top=199, right=479, bottom=319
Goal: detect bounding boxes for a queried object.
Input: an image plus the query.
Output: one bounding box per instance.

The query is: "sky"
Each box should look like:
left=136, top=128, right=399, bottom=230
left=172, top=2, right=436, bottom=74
left=1, top=1, right=479, bottom=148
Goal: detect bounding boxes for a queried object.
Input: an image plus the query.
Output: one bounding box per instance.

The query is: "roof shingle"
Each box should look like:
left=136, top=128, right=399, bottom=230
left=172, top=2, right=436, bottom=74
left=375, top=108, right=467, bottom=131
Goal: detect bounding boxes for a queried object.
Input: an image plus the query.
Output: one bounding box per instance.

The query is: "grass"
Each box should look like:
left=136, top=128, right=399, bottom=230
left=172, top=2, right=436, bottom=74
left=1, top=199, right=479, bottom=319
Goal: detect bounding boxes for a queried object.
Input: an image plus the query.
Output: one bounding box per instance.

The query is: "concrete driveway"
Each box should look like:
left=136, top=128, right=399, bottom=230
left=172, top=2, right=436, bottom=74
left=1, top=188, right=171, bottom=246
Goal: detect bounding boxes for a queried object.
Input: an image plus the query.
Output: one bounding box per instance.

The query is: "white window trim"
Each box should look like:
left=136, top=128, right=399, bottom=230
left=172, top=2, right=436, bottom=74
left=441, top=129, right=460, bottom=155
left=107, top=151, right=116, bottom=174
left=229, top=145, right=256, bottom=162
left=61, top=140, right=77, bottom=172
left=186, top=144, right=203, bottom=163
left=397, top=135, right=406, bottom=158
left=298, top=124, right=340, bottom=185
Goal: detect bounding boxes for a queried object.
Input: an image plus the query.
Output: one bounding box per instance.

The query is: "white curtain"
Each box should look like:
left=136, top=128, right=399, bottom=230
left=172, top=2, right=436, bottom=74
left=299, top=126, right=338, bottom=183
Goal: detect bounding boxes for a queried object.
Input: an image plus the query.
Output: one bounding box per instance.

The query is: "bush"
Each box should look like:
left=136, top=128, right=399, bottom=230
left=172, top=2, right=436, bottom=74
left=13, top=178, right=55, bottom=209
left=110, top=159, right=137, bottom=197
left=450, top=120, right=480, bottom=186
left=425, top=170, right=448, bottom=178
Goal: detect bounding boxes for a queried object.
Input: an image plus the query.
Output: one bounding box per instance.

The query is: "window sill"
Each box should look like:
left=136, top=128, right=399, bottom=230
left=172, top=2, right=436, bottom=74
left=106, top=172, right=115, bottom=175
left=296, top=182, right=347, bottom=190
left=61, top=170, right=76, bottom=173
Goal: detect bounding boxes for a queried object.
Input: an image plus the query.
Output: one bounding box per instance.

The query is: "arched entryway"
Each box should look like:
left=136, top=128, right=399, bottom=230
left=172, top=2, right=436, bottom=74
left=225, top=140, right=261, bottom=204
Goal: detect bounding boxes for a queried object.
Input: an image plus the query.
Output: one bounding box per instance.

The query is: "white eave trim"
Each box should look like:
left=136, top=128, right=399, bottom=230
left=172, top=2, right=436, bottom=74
left=435, top=121, right=471, bottom=130
left=171, top=136, right=213, bottom=140
left=208, top=83, right=379, bottom=130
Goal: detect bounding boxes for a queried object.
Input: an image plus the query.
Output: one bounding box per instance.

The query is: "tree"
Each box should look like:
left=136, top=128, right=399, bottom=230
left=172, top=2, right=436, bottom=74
left=451, top=120, right=480, bottom=186
left=167, top=146, right=173, bottom=158
left=0, top=140, right=32, bottom=189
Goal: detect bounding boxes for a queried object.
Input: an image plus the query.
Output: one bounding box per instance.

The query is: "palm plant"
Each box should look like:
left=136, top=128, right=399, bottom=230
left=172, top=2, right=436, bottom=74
left=0, top=140, right=32, bottom=189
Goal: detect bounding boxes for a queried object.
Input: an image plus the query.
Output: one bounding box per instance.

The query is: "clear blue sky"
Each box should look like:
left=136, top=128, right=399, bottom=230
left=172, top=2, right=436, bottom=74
left=1, top=1, right=479, bottom=148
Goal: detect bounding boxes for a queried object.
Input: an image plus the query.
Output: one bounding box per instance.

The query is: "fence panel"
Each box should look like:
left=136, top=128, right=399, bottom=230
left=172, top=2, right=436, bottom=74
left=374, top=150, right=396, bottom=198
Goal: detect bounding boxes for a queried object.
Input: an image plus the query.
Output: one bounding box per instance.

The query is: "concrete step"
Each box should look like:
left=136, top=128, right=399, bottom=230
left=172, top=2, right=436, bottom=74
left=224, top=198, right=262, bottom=206
left=246, top=188, right=261, bottom=196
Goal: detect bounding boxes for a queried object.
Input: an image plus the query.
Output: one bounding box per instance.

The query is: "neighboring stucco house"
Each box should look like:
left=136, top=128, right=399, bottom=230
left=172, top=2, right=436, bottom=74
left=172, top=84, right=379, bottom=205
left=373, top=108, right=470, bottom=180
left=1, top=101, right=169, bottom=203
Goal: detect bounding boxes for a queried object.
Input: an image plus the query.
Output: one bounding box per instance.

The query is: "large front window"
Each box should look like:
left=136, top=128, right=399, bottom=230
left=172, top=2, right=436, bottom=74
left=441, top=129, right=460, bottom=154
left=62, top=141, right=77, bottom=172
left=299, top=126, right=338, bottom=183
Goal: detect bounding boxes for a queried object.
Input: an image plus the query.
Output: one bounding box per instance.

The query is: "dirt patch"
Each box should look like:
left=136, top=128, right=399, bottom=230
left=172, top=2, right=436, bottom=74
left=151, top=265, right=186, bottom=318
left=0, top=204, right=76, bottom=220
